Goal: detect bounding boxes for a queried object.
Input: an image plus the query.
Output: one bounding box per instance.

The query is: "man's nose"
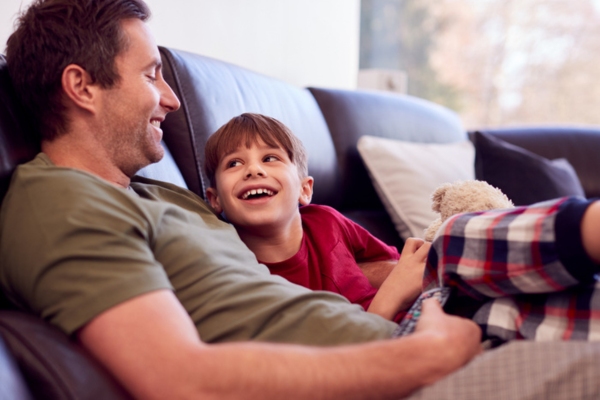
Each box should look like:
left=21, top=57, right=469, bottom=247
left=159, top=78, right=181, bottom=112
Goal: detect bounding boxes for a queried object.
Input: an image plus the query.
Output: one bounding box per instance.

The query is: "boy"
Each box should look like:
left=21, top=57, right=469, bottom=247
left=204, top=113, right=430, bottom=321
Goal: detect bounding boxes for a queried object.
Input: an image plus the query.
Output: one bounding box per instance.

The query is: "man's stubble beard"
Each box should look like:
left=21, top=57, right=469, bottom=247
left=102, top=117, right=165, bottom=178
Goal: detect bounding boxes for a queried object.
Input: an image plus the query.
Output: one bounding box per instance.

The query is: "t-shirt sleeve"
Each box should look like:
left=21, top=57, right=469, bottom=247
left=0, top=168, right=172, bottom=335
left=315, top=206, right=400, bottom=263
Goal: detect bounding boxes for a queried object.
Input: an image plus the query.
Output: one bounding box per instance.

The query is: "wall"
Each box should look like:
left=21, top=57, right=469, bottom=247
left=0, top=0, right=360, bottom=89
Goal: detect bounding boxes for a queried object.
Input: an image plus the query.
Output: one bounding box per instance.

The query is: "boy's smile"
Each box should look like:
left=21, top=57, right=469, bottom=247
left=206, top=138, right=313, bottom=234
left=240, top=187, right=276, bottom=200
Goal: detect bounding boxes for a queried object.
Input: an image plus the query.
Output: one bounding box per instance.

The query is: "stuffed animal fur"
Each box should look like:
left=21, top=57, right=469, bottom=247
left=424, top=180, right=515, bottom=242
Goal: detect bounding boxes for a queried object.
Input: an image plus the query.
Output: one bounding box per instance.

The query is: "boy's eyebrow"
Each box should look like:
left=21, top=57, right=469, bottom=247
left=222, top=143, right=284, bottom=158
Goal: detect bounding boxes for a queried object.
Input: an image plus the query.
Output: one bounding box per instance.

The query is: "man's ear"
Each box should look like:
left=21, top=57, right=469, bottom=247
left=298, top=176, right=314, bottom=206
left=205, top=187, right=223, bottom=213
left=61, top=64, right=99, bottom=114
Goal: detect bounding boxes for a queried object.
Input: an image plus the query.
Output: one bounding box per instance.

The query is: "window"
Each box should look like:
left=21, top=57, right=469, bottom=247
left=360, top=0, right=600, bottom=129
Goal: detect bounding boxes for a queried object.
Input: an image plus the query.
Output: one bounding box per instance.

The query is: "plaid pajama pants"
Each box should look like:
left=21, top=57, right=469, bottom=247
left=424, top=196, right=600, bottom=342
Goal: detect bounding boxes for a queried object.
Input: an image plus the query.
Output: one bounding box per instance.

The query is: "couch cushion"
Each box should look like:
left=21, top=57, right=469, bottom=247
left=357, top=136, right=475, bottom=239
left=472, top=131, right=585, bottom=205
left=159, top=47, right=340, bottom=206
left=475, top=127, right=600, bottom=199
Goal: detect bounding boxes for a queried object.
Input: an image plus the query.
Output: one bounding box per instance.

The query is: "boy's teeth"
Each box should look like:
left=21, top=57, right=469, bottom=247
left=242, top=188, right=274, bottom=199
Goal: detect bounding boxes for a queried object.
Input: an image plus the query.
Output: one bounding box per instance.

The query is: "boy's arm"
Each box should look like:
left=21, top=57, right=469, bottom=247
left=367, top=238, right=430, bottom=320
left=582, top=200, right=600, bottom=264
left=78, top=289, right=481, bottom=400
left=357, top=260, right=396, bottom=288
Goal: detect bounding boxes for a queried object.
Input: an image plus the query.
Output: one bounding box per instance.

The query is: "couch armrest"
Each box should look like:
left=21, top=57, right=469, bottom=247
left=0, top=335, right=31, bottom=400
left=0, top=311, right=132, bottom=400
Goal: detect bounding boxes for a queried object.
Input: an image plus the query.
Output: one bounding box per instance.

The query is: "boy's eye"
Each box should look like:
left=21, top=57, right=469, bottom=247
left=226, top=160, right=242, bottom=168
left=263, top=155, right=279, bottom=162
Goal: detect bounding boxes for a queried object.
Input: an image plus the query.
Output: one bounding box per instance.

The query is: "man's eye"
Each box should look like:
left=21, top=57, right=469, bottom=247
left=147, top=75, right=157, bottom=83
left=227, top=160, right=242, bottom=168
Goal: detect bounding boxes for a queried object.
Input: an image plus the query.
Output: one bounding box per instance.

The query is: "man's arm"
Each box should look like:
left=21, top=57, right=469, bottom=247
left=78, top=290, right=480, bottom=400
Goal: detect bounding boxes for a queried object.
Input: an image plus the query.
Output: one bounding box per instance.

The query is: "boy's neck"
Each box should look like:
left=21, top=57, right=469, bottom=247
left=236, top=219, right=304, bottom=263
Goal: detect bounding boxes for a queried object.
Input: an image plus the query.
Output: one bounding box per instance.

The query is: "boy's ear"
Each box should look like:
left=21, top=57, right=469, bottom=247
left=205, top=187, right=223, bottom=213
left=298, top=176, right=314, bottom=206
left=61, top=64, right=99, bottom=114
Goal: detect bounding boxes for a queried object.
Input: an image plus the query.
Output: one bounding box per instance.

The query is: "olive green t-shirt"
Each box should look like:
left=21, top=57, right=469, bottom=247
left=0, top=154, right=396, bottom=345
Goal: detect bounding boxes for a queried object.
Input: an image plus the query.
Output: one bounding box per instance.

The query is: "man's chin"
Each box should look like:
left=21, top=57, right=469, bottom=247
left=149, top=145, right=165, bottom=164
left=124, top=149, right=165, bottom=177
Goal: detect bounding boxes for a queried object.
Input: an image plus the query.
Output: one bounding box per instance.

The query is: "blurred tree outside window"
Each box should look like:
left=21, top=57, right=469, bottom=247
left=360, top=0, right=600, bottom=129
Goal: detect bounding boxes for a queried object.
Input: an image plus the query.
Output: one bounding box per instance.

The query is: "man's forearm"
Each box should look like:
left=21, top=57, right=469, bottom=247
left=170, top=332, right=470, bottom=400
left=79, top=290, right=480, bottom=400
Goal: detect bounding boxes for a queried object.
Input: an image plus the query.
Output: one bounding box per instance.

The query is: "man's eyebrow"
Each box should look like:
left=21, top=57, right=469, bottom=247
left=143, top=58, right=163, bottom=70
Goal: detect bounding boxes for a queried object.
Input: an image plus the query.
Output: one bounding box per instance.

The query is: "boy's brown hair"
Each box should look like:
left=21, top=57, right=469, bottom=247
left=5, top=0, right=150, bottom=141
left=204, top=113, right=309, bottom=188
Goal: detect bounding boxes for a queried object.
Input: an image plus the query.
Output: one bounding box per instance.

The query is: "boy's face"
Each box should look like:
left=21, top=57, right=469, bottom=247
left=206, top=138, right=313, bottom=233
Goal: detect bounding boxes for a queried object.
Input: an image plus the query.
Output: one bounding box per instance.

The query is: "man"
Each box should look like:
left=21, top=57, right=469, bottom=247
left=0, top=0, right=481, bottom=398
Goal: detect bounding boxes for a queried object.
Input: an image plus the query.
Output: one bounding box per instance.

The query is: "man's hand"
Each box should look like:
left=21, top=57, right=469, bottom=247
left=413, top=298, right=482, bottom=384
left=367, top=238, right=430, bottom=319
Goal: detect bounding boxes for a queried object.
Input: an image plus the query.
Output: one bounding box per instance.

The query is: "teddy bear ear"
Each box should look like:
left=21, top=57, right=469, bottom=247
left=431, top=182, right=452, bottom=213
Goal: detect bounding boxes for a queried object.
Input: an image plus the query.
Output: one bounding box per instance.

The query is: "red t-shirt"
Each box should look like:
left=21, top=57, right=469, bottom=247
left=260, top=204, right=400, bottom=313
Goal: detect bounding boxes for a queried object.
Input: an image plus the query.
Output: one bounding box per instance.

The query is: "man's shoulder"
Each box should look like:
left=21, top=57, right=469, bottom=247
left=8, top=153, right=116, bottom=198
left=130, top=175, right=213, bottom=216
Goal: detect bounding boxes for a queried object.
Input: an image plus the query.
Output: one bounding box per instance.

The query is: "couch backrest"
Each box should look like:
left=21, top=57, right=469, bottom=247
left=0, top=55, right=39, bottom=203
left=309, top=87, right=467, bottom=211
left=158, top=47, right=342, bottom=207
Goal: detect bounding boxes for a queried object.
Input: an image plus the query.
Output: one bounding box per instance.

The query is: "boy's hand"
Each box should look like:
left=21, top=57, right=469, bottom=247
left=395, top=238, right=431, bottom=303
left=367, top=238, right=430, bottom=320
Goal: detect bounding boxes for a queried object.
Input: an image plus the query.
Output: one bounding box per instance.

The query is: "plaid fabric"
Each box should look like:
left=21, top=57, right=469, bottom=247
left=424, top=197, right=600, bottom=342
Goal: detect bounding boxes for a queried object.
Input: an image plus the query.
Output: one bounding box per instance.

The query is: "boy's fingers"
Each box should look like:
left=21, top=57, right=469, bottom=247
left=415, top=241, right=431, bottom=257
left=402, top=238, right=425, bottom=254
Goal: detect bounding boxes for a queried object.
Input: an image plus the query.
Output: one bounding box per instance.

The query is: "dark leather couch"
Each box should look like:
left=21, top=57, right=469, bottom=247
left=1, top=47, right=600, bottom=398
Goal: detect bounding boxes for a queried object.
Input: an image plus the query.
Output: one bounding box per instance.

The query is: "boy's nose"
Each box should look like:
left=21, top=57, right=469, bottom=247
left=245, top=163, right=266, bottom=178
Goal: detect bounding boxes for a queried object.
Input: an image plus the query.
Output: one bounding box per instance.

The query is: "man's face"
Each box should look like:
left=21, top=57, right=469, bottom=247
left=206, top=138, right=313, bottom=234
left=97, top=18, right=180, bottom=177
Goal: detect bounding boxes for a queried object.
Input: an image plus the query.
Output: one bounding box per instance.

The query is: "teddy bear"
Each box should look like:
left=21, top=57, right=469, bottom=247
left=423, top=180, right=515, bottom=242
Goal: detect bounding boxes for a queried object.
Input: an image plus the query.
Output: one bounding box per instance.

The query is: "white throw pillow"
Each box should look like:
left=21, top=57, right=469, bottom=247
left=357, top=136, right=475, bottom=240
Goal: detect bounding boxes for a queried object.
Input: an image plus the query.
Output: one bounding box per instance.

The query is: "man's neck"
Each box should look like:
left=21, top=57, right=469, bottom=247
left=42, top=137, right=131, bottom=189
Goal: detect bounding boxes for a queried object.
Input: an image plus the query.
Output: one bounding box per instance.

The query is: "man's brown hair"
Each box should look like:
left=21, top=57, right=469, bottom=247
left=204, top=113, right=309, bottom=188
left=5, top=0, right=151, bottom=141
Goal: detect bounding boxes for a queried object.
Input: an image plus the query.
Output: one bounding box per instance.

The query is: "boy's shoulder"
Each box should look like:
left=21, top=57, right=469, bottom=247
left=299, top=204, right=349, bottom=224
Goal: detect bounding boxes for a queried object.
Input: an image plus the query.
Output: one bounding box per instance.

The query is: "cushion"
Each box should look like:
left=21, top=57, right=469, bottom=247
left=472, top=131, right=585, bottom=206
left=357, top=136, right=475, bottom=240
